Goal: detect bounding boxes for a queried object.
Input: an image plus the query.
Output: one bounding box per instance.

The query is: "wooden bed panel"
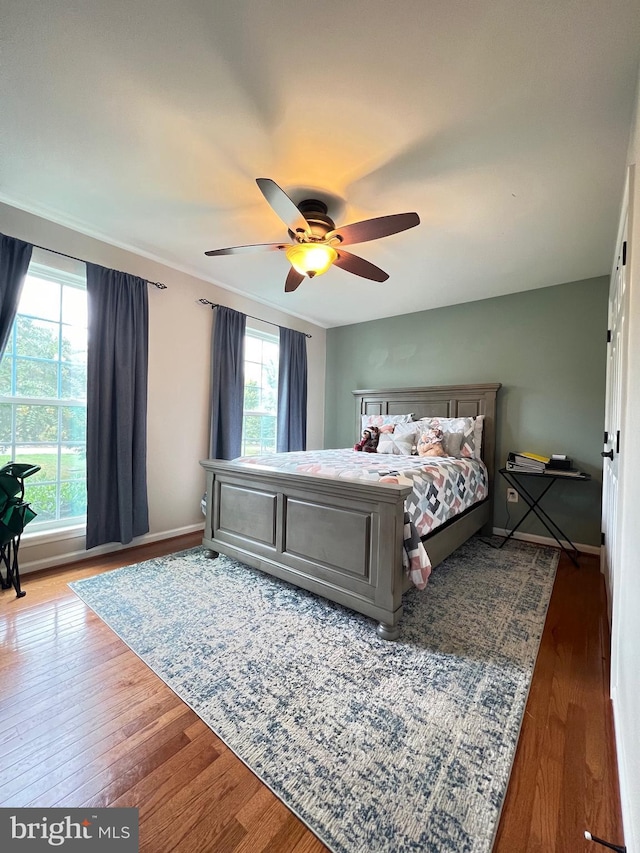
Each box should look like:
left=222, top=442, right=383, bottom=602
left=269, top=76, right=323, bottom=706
left=217, top=482, right=278, bottom=547
left=284, top=498, right=372, bottom=579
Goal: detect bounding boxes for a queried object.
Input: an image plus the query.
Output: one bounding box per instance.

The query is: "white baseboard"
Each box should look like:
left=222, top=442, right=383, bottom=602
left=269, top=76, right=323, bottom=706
left=491, top=527, right=600, bottom=555
left=18, top=523, right=205, bottom=575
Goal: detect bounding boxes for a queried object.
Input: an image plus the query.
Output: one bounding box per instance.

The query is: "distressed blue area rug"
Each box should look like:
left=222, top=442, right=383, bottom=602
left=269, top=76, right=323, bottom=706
left=70, top=537, right=558, bottom=853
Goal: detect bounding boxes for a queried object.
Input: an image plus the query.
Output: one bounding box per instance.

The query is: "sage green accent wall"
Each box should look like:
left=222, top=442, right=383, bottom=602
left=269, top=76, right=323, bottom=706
left=325, top=277, right=608, bottom=546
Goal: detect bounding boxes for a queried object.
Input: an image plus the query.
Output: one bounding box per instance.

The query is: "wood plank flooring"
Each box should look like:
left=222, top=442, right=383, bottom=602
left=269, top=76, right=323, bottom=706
left=0, top=536, right=623, bottom=852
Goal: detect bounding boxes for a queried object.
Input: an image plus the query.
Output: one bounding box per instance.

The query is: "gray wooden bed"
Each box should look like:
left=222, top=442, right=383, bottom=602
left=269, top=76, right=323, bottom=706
left=200, top=383, right=500, bottom=639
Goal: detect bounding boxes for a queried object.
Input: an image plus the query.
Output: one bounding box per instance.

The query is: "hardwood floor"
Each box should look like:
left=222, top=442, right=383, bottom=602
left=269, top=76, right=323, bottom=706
left=0, top=536, right=623, bottom=852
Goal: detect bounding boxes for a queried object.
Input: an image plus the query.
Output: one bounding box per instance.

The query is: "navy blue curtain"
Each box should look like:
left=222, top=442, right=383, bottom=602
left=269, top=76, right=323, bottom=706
left=277, top=327, right=307, bottom=452
left=0, top=234, right=33, bottom=357
left=85, top=263, right=149, bottom=549
left=210, top=306, right=246, bottom=459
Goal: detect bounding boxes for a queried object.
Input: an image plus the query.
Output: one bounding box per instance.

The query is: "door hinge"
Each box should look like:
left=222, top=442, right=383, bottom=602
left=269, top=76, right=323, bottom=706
left=607, top=329, right=612, bottom=343
left=616, top=430, right=620, bottom=454
left=604, top=430, right=608, bottom=445
left=601, top=532, right=605, bottom=546
left=622, top=240, right=627, bottom=265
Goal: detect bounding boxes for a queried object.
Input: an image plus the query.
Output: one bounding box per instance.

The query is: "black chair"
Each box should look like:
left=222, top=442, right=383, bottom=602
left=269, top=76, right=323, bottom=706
left=0, top=462, right=41, bottom=598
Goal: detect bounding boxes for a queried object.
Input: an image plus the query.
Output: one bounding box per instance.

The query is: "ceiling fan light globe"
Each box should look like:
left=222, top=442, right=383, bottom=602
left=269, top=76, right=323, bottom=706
left=285, top=243, right=337, bottom=277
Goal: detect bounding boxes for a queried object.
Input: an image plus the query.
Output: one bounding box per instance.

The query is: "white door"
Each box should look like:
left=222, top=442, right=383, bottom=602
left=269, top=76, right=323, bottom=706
left=601, top=172, right=630, bottom=643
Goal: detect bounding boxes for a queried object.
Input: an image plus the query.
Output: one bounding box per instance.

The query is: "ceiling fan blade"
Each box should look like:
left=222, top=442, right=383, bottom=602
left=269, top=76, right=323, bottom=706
left=256, top=178, right=310, bottom=235
left=333, top=250, right=389, bottom=282
left=285, top=267, right=305, bottom=292
left=326, top=212, right=420, bottom=246
left=205, top=242, right=285, bottom=256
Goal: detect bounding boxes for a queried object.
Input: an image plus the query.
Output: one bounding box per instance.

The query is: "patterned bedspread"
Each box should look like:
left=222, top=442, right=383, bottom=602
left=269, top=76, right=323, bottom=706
left=233, top=449, right=488, bottom=590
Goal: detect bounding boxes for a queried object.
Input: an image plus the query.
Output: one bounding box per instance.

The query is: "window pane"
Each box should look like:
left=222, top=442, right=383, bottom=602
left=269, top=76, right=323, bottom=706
left=242, top=413, right=277, bottom=455
left=62, top=285, right=87, bottom=327
left=242, top=415, right=261, bottom=455
left=264, top=340, right=278, bottom=364
left=60, top=445, right=85, bottom=480
left=16, top=316, right=59, bottom=359
left=244, top=361, right=262, bottom=386
left=13, top=447, right=57, bottom=482
left=0, top=357, right=12, bottom=395
left=19, top=276, right=61, bottom=322
left=61, top=324, right=87, bottom=363
left=61, top=364, right=87, bottom=400
left=244, top=336, right=263, bottom=361
left=61, top=406, right=86, bottom=442
left=60, top=480, right=87, bottom=518
left=23, top=482, right=57, bottom=522
left=0, top=403, right=12, bottom=443
left=244, top=381, right=260, bottom=411
left=16, top=358, right=58, bottom=398
left=15, top=405, right=58, bottom=443
left=261, top=366, right=277, bottom=412
left=262, top=415, right=276, bottom=446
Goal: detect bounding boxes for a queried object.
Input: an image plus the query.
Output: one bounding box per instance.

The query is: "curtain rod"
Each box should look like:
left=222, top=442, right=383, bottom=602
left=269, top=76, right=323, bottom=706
left=198, top=299, right=312, bottom=338
left=29, top=241, right=168, bottom=289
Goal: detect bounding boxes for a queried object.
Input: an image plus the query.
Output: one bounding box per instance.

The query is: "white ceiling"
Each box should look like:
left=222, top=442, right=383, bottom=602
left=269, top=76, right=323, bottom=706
left=2, top=1, right=639, bottom=328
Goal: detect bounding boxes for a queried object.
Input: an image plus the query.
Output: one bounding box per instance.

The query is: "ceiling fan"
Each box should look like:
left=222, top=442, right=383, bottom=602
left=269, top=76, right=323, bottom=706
left=205, top=178, right=420, bottom=292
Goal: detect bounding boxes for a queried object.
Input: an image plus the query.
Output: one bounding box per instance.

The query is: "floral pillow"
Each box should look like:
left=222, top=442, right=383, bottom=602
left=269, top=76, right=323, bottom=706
left=414, top=416, right=476, bottom=458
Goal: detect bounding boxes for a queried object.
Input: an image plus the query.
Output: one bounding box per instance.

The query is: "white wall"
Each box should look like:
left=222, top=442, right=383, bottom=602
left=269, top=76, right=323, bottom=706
left=611, top=70, right=640, bottom=853
left=0, top=202, right=327, bottom=572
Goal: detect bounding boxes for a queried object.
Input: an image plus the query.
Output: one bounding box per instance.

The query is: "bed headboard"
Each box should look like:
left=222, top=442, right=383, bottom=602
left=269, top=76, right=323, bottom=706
left=352, top=383, right=501, bottom=488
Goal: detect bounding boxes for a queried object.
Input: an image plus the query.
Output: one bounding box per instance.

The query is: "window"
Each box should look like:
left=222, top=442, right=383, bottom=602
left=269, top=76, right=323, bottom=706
left=0, top=257, right=87, bottom=530
left=242, top=329, right=278, bottom=456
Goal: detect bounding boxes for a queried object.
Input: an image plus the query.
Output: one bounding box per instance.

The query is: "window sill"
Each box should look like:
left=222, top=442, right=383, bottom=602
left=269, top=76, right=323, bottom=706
left=21, top=523, right=86, bottom=546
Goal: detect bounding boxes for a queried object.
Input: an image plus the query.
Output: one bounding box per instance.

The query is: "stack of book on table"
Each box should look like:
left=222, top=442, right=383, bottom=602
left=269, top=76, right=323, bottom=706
left=506, top=452, right=585, bottom=477
left=506, top=451, right=550, bottom=473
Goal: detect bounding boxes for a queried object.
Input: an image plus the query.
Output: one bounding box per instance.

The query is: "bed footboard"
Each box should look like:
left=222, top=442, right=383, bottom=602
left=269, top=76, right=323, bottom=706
left=200, top=459, right=412, bottom=634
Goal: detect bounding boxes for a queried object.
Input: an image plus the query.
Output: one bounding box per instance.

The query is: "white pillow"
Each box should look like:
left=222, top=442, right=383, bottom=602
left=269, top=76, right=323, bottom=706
left=377, top=431, right=415, bottom=455
left=389, top=421, right=421, bottom=454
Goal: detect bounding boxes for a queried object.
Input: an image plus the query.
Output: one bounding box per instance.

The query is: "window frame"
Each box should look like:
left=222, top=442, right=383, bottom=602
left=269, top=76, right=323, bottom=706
left=0, top=258, right=88, bottom=532
left=241, top=326, right=279, bottom=457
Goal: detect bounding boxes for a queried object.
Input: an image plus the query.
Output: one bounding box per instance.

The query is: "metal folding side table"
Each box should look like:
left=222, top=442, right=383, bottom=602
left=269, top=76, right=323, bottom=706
left=498, top=467, right=591, bottom=566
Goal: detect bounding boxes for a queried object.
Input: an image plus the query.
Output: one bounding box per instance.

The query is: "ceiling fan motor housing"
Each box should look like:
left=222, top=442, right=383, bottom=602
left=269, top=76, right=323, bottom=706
left=291, top=199, right=338, bottom=241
